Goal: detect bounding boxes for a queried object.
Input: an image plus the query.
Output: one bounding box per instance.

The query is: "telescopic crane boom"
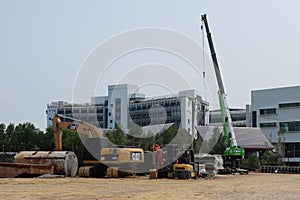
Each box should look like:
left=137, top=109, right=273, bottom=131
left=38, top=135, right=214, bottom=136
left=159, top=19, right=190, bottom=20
left=201, top=14, right=245, bottom=165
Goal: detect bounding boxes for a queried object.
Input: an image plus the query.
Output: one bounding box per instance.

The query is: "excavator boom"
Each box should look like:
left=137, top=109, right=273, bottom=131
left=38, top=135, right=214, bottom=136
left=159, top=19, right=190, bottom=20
left=52, top=114, right=103, bottom=151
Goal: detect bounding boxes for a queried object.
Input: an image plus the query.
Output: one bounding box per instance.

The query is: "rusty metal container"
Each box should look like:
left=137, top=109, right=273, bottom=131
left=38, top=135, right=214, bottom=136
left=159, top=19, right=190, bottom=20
left=14, top=151, right=78, bottom=177
left=0, top=162, right=54, bottom=178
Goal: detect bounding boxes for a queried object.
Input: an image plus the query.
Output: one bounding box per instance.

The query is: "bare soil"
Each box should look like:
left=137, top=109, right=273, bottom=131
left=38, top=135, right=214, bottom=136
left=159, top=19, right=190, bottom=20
left=0, top=173, right=299, bottom=200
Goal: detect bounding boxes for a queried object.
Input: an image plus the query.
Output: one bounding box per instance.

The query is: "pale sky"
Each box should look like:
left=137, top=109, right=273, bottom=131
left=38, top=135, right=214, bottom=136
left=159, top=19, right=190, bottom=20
left=1, top=0, right=300, bottom=130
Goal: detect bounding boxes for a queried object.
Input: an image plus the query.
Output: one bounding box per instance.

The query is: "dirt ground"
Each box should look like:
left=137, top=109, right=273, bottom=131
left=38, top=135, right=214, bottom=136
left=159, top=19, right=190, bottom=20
left=0, top=173, right=299, bottom=200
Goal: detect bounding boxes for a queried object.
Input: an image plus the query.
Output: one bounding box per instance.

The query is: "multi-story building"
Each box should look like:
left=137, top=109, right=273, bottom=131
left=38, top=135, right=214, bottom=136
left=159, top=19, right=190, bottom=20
left=46, top=84, right=209, bottom=134
left=247, top=85, right=300, bottom=166
left=209, top=108, right=247, bottom=127
left=46, top=100, right=108, bottom=129
left=129, top=90, right=208, bottom=134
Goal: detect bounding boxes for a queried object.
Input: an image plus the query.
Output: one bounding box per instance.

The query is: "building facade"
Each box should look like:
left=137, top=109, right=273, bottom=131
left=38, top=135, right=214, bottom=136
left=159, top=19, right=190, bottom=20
left=46, top=84, right=209, bottom=133
left=129, top=90, right=208, bottom=134
left=46, top=100, right=108, bottom=129
left=209, top=108, right=247, bottom=127
left=248, top=86, right=300, bottom=165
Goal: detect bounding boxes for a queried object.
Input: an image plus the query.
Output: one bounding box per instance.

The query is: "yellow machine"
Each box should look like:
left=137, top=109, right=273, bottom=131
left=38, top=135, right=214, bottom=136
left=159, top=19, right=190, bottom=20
left=172, top=149, right=198, bottom=179
left=52, top=114, right=144, bottom=177
left=173, top=163, right=197, bottom=179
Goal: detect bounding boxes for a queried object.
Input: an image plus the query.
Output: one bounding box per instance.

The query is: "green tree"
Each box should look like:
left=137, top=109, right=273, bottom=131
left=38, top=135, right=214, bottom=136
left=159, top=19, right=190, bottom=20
left=200, top=127, right=226, bottom=154
left=210, top=132, right=226, bottom=155
left=276, top=128, right=286, bottom=158
left=40, top=126, right=55, bottom=150
left=5, top=123, right=15, bottom=151
left=62, top=129, right=86, bottom=152
left=139, top=131, right=155, bottom=151
left=126, top=124, right=143, bottom=147
left=261, top=150, right=283, bottom=166
left=106, top=127, right=126, bottom=146
left=12, top=123, right=43, bottom=151
left=0, top=123, right=45, bottom=151
left=0, top=123, right=5, bottom=140
left=154, top=126, right=177, bottom=146
left=242, top=153, right=261, bottom=169
left=261, top=128, right=286, bottom=166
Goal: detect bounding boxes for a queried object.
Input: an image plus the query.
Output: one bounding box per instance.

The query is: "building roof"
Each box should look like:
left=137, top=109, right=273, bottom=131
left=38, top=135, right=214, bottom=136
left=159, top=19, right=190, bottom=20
left=196, top=126, right=274, bottom=150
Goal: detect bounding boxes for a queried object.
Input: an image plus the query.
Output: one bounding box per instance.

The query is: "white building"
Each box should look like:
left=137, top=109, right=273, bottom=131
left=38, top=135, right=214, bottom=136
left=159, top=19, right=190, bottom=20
left=46, top=84, right=209, bottom=133
left=248, top=86, right=300, bottom=165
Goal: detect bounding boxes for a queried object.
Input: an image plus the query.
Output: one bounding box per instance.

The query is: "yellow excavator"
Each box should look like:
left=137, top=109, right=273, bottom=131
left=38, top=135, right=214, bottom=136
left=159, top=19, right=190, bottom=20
left=52, top=114, right=144, bottom=177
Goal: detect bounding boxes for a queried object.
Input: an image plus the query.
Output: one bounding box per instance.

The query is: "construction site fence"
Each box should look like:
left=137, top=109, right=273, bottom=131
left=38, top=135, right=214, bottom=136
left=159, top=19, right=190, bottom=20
left=261, top=166, right=300, bottom=174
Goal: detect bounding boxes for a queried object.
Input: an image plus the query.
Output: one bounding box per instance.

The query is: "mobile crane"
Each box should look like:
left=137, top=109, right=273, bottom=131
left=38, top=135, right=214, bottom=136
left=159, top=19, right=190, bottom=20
left=201, top=14, right=245, bottom=170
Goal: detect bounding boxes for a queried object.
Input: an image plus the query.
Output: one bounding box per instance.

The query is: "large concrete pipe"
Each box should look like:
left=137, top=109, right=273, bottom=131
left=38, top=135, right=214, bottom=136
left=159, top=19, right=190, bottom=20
left=14, top=151, right=78, bottom=177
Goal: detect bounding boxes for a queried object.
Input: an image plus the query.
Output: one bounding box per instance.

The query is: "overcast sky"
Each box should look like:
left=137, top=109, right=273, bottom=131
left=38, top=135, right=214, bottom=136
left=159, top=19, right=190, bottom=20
left=1, top=0, right=300, bottom=130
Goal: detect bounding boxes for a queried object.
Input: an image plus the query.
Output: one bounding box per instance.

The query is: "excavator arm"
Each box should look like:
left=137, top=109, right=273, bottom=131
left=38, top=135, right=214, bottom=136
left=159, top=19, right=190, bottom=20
left=52, top=114, right=103, bottom=151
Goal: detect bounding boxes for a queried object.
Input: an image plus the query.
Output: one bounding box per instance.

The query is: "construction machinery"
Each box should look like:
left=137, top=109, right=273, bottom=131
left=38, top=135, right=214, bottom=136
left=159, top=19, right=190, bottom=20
left=201, top=14, right=245, bottom=170
left=173, top=149, right=198, bottom=179
left=150, top=143, right=217, bottom=179
left=0, top=114, right=144, bottom=178
left=52, top=114, right=144, bottom=177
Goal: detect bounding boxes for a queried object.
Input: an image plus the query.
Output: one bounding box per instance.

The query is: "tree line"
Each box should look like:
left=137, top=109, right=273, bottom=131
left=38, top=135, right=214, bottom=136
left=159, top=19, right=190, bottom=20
left=0, top=122, right=83, bottom=152
left=0, top=122, right=193, bottom=153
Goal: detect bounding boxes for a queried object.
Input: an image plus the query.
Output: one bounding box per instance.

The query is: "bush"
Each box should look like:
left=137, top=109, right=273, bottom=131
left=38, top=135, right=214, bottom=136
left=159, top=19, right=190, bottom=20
left=242, top=153, right=260, bottom=170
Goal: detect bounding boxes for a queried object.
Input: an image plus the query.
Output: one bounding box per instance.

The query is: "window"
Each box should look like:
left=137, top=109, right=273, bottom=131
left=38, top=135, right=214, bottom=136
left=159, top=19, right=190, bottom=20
left=96, top=108, right=103, bottom=113
left=260, top=122, right=277, bottom=128
left=279, top=102, right=300, bottom=109
left=285, top=143, right=300, bottom=157
left=115, top=98, right=121, bottom=125
left=252, top=111, right=257, bottom=127
left=259, top=108, right=276, bottom=115
left=280, top=121, right=300, bottom=132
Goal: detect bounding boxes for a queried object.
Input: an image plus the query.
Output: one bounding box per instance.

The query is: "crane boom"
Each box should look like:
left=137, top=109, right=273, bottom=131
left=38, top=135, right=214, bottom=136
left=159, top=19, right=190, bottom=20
left=201, top=14, right=244, bottom=161
left=201, top=14, right=225, bottom=95
left=201, top=14, right=238, bottom=147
